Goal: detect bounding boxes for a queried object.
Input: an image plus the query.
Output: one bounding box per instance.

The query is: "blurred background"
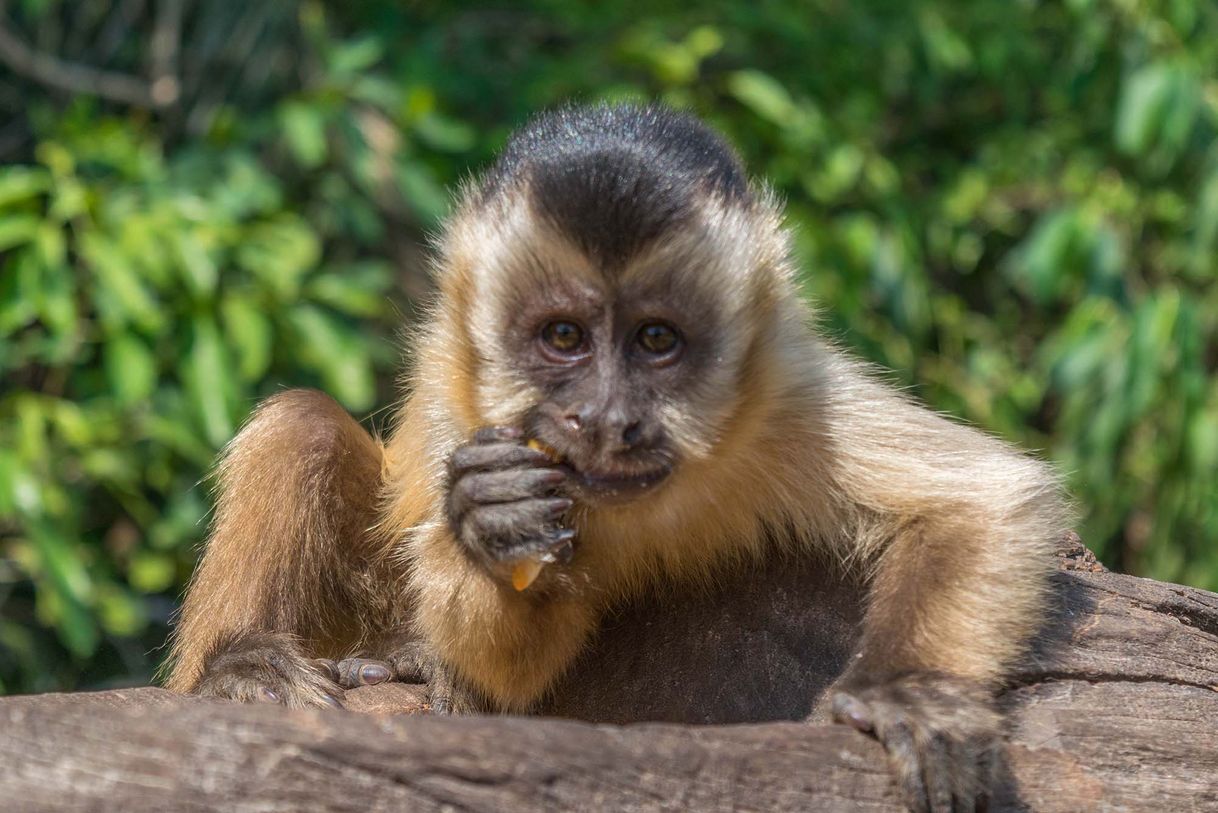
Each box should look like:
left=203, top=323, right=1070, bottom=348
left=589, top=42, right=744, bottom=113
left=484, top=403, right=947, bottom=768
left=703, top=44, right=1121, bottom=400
left=0, top=0, right=1215, bottom=695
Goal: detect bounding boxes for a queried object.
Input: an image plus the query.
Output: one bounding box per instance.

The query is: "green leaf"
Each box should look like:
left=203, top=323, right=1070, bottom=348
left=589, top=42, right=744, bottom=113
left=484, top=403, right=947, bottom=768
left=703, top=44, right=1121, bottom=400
left=172, top=230, right=219, bottom=298
left=81, top=232, right=164, bottom=333
left=1115, top=63, right=1173, bottom=156
left=0, top=252, right=36, bottom=336
left=184, top=314, right=237, bottom=447
left=1007, top=208, right=1082, bottom=304
left=236, top=217, right=321, bottom=299
left=726, top=70, right=796, bottom=126
left=1187, top=410, right=1218, bottom=474
left=129, top=552, right=176, bottom=593
left=305, top=261, right=392, bottom=317
left=413, top=113, right=475, bottom=153
left=143, top=411, right=214, bottom=468
left=394, top=162, right=449, bottom=224
left=0, top=166, right=51, bottom=209
left=0, top=213, right=41, bottom=251
left=281, top=101, right=328, bottom=169
left=104, top=333, right=158, bottom=405
left=0, top=449, right=28, bottom=516
left=918, top=8, right=973, bottom=73
left=329, top=35, right=384, bottom=76
left=26, top=518, right=99, bottom=658
left=220, top=294, right=273, bottom=381
left=98, top=588, right=145, bottom=636
left=288, top=305, right=376, bottom=411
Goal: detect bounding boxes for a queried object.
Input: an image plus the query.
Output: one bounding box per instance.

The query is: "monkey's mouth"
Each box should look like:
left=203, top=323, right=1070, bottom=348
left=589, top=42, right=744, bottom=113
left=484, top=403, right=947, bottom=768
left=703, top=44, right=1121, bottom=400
left=563, top=463, right=672, bottom=502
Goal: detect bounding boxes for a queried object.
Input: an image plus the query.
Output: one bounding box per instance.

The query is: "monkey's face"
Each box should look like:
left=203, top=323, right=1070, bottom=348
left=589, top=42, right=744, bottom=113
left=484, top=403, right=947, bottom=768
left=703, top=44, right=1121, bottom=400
left=458, top=198, right=782, bottom=507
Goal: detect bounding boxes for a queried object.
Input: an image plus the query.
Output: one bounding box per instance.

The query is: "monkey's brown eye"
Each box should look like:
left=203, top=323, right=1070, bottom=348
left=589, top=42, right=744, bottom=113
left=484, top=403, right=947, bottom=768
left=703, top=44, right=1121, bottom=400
left=636, top=322, right=681, bottom=356
left=541, top=320, right=585, bottom=354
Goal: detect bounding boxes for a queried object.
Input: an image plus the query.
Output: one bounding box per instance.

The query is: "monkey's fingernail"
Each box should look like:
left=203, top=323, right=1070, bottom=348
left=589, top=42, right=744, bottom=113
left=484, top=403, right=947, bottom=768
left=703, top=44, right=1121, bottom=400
left=321, top=693, right=343, bottom=709
left=359, top=664, right=391, bottom=685
left=258, top=687, right=280, bottom=703
left=542, top=529, right=577, bottom=563
left=547, top=498, right=574, bottom=518
left=832, top=694, right=874, bottom=733
left=542, top=538, right=575, bottom=565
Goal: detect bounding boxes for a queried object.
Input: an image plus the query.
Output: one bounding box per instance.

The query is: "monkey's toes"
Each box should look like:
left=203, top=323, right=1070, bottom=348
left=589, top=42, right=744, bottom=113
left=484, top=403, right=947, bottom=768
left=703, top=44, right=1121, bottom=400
left=194, top=631, right=344, bottom=710
left=324, top=657, right=394, bottom=689
left=378, top=640, right=479, bottom=715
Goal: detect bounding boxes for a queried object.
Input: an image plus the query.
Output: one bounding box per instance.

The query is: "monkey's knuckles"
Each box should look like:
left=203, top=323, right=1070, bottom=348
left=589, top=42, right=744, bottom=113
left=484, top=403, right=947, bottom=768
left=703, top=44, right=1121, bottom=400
left=830, top=677, right=998, bottom=813
left=445, top=431, right=575, bottom=570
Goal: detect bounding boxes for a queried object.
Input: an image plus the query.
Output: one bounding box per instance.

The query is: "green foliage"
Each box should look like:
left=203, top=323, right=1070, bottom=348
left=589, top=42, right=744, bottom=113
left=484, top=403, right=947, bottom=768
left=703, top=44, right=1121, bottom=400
left=1, top=0, right=1216, bottom=693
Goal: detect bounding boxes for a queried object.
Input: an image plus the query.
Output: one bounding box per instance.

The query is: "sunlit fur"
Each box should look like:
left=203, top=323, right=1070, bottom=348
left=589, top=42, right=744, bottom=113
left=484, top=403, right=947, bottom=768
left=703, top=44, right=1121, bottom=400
left=167, top=107, right=1071, bottom=721
left=378, top=174, right=1071, bottom=710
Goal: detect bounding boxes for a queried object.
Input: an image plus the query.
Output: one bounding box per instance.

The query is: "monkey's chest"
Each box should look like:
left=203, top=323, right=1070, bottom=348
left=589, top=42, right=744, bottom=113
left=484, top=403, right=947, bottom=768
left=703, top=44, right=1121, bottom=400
left=540, top=555, right=865, bottom=724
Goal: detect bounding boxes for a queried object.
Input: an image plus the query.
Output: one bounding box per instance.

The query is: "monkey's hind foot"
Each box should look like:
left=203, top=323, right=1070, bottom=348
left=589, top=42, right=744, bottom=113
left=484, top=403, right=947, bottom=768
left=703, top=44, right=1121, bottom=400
left=830, top=672, right=1000, bottom=813
left=193, top=631, right=343, bottom=710
left=326, top=641, right=480, bottom=715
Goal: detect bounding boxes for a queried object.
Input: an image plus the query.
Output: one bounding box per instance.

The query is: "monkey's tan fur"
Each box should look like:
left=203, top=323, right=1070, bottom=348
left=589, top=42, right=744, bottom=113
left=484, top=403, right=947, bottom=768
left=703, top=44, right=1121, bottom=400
left=168, top=166, right=1068, bottom=723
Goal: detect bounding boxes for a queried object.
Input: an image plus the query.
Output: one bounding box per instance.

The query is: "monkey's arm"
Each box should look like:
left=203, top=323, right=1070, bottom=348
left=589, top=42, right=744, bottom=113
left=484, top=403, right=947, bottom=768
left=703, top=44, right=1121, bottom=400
left=164, top=389, right=389, bottom=707
left=819, top=355, right=1069, bottom=811
left=385, top=425, right=599, bottom=713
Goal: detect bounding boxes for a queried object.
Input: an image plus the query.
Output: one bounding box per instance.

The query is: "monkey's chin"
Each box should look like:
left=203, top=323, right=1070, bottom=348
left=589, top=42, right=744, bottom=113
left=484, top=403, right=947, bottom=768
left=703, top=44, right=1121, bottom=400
left=566, top=466, right=672, bottom=504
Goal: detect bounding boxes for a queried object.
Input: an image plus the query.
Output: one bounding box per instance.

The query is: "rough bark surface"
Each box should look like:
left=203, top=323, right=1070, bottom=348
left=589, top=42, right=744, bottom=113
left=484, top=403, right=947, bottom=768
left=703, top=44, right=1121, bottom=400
left=2, top=537, right=1216, bottom=812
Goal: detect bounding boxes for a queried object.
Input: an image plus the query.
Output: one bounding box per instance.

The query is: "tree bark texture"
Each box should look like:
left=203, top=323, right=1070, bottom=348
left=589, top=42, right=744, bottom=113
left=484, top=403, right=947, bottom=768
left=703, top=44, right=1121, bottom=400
left=1, top=537, right=1215, bottom=812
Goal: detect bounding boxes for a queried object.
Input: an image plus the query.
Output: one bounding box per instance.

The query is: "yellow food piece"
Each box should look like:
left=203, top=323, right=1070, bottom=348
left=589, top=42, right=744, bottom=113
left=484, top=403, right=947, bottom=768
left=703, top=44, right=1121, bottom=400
left=526, top=438, right=561, bottom=462
left=512, top=559, right=545, bottom=591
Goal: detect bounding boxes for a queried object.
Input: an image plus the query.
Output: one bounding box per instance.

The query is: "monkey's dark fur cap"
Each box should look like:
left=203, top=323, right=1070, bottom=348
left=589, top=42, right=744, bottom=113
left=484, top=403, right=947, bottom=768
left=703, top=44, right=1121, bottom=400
left=480, top=103, right=753, bottom=266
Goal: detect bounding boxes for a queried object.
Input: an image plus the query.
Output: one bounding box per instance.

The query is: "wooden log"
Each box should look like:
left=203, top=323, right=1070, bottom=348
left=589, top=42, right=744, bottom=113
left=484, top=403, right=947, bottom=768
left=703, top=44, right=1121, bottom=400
left=1, top=538, right=1215, bottom=812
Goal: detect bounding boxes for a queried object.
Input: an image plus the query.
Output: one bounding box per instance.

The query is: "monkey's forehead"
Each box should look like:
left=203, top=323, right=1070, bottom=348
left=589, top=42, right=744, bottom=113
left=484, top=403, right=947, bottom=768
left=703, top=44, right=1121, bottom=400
left=454, top=188, right=776, bottom=310
left=477, top=103, right=755, bottom=270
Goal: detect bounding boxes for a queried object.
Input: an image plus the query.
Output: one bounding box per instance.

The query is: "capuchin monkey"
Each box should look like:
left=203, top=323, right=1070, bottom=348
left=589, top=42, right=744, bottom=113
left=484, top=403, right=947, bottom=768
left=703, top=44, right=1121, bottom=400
left=166, top=103, right=1070, bottom=813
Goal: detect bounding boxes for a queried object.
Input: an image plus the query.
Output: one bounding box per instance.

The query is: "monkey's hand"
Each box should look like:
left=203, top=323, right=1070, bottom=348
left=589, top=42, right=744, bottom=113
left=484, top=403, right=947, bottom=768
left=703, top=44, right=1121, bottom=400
left=829, top=672, right=1000, bottom=813
left=193, top=631, right=344, bottom=709
left=446, top=425, right=576, bottom=576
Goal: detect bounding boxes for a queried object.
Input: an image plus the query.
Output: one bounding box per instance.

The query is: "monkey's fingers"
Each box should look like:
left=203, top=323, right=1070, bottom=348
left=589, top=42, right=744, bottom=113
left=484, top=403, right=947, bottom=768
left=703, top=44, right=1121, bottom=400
left=831, top=680, right=995, bottom=813
left=834, top=691, right=932, bottom=813
left=472, top=426, right=523, bottom=444
left=462, top=498, right=572, bottom=552
left=450, top=442, right=555, bottom=475
left=449, top=467, right=568, bottom=518
left=333, top=657, right=394, bottom=689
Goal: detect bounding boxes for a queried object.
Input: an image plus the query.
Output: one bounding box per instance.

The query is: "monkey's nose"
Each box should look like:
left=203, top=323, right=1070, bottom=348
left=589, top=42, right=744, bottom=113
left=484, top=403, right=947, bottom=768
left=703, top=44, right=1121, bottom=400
left=562, top=407, right=590, bottom=435
left=620, top=421, right=643, bottom=448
